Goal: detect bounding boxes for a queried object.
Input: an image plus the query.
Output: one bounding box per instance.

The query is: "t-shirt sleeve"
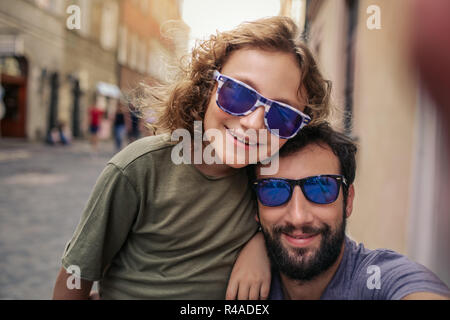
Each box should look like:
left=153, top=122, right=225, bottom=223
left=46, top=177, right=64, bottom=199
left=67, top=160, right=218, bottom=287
left=358, top=250, right=450, bottom=300
left=61, top=163, right=139, bottom=281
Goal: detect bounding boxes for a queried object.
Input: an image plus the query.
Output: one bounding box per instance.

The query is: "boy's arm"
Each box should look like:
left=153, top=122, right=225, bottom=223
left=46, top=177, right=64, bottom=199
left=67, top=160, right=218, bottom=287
left=54, top=164, right=140, bottom=300
left=226, top=231, right=271, bottom=300
left=52, top=267, right=93, bottom=300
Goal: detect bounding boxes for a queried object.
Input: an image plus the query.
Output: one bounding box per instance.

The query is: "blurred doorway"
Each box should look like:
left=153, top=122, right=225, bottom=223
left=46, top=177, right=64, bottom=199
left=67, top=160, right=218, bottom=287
left=0, top=56, right=28, bottom=138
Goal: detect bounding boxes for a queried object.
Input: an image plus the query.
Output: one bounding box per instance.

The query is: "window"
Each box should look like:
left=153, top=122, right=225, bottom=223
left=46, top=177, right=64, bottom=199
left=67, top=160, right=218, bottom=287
left=147, top=39, right=167, bottom=80
left=138, top=39, right=147, bottom=74
left=129, top=33, right=138, bottom=70
left=118, top=26, right=128, bottom=65
left=100, top=1, right=119, bottom=50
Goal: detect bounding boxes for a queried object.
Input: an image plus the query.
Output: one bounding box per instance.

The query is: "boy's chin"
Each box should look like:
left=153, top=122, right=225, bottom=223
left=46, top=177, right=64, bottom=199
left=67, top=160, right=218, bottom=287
left=224, top=162, right=250, bottom=169
left=222, top=155, right=259, bottom=169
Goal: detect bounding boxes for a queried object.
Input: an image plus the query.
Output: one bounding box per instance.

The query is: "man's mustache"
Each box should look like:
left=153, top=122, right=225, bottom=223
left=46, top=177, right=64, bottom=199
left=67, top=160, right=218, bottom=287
left=272, top=223, right=330, bottom=237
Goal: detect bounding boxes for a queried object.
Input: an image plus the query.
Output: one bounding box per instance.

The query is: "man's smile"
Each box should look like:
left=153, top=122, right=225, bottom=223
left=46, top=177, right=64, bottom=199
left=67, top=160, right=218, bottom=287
left=282, top=231, right=320, bottom=248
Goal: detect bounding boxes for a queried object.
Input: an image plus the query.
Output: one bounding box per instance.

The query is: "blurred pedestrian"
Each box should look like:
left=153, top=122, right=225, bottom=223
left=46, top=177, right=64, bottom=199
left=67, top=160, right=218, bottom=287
left=57, top=120, right=71, bottom=146
left=113, top=104, right=126, bottom=151
left=88, top=97, right=103, bottom=152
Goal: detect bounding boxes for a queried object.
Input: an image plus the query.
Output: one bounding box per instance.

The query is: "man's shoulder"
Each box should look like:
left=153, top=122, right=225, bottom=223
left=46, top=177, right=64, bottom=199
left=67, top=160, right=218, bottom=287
left=333, top=237, right=450, bottom=299
left=345, top=237, right=433, bottom=276
left=345, top=237, right=409, bottom=269
left=108, top=133, right=174, bottom=170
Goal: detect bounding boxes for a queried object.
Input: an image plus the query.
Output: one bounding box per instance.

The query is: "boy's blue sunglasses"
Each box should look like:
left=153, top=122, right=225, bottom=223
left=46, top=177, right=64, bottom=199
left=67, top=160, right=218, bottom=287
left=253, top=175, right=347, bottom=207
left=213, top=70, right=311, bottom=139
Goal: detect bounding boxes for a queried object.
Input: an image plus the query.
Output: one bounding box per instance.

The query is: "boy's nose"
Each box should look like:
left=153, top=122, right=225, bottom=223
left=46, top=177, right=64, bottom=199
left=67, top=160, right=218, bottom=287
left=239, top=106, right=265, bottom=131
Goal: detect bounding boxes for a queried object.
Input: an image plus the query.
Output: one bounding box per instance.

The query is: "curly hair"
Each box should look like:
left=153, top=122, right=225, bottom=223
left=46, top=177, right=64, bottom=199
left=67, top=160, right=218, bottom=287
left=135, top=16, right=332, bottom=136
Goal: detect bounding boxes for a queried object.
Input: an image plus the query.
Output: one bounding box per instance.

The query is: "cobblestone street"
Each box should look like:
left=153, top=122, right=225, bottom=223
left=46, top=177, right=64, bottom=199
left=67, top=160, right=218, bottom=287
left=0, top=138, right=116, bottom=299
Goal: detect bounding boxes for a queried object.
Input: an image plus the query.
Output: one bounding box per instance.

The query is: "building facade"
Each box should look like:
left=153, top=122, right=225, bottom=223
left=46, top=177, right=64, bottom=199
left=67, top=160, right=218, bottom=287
left=0, top=0, right=187, bottom=141
left=61, top=0, right=121, bottom=140
left=0, top=0, right=66, bottom=140
left=117, top=0, right=188, bottom=136
left=0, top=0, right=121, bottom=141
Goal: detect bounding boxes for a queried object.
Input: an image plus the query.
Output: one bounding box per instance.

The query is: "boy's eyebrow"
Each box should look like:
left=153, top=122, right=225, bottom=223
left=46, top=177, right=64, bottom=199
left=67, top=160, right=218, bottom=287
left=233, top=74, right=301, bottom=109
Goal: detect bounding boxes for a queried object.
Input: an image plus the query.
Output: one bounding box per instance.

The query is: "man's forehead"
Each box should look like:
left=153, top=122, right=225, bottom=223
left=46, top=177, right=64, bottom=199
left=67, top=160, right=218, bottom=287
left=257, top=143, right=340, bottom=179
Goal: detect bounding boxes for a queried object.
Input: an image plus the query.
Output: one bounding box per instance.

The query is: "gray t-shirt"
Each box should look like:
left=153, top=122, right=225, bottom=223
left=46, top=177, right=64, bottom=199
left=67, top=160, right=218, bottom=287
left=269, top=236, right=450, bottom=300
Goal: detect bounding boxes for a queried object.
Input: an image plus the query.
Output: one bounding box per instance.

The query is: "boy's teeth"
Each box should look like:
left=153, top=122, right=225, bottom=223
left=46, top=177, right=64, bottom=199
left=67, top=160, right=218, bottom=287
left=232, top=133, right=255, bottom=145
left=227, top=128, right=258, bottom=146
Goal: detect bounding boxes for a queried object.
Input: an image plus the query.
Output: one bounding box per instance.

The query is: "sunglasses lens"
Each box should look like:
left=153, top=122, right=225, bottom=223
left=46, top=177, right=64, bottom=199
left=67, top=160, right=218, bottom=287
left=256, top=180, right=291, bottom=207
left=266, top=103, right=303, bottom=138
left=303, top=176, right=340, bottom=204
left=218, top=79, right=257, bottom=114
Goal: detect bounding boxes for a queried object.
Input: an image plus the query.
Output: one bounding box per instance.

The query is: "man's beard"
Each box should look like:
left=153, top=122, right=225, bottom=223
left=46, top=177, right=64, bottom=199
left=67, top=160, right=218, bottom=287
left=261, top=213, right=346, bottom=282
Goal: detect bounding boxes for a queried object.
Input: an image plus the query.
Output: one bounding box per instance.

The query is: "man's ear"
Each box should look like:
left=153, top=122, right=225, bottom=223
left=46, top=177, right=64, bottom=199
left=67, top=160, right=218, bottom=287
left=345, top=184, right=355, bottom=219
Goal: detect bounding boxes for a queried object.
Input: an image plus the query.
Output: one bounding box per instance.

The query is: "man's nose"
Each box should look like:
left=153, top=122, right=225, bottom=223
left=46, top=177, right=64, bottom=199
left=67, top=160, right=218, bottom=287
left=286, top=185, right=315, bottom=226
left=239, top=106, right=265, bottom=131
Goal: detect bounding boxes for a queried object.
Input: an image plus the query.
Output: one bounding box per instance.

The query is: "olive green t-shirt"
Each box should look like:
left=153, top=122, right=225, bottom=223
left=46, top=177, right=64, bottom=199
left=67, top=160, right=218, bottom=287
left=61, top=134, right=258, bottom=299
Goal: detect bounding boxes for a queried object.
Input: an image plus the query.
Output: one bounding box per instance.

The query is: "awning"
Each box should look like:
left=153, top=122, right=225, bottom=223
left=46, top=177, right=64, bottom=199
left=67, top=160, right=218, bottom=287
left=96, top=82, right=121, bottom=99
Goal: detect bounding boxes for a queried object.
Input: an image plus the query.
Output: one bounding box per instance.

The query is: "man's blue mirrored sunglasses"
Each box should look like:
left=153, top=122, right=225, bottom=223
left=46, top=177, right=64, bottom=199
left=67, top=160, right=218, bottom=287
left=213, top=70, right=311, bottom=139
left=253, top=175, right=347, bottom=207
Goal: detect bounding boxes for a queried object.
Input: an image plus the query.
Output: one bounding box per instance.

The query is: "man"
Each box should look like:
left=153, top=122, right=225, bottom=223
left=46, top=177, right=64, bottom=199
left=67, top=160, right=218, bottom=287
left=253, top=124, right=449, bottom=300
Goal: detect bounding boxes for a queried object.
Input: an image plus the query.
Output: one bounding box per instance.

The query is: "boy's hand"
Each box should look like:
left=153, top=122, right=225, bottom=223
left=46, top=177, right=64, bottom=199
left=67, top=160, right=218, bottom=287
left=89, top=292, right=101, bottom=300
left=226, top=232, right=271, bottom=300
